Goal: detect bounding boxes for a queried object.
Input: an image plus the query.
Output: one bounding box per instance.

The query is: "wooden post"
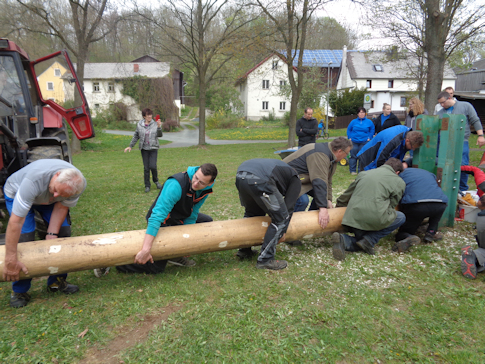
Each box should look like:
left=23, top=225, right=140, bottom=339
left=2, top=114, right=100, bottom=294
left=414, top=114, right=465, bottom=227
left=0, top=208, right=346, bottom=282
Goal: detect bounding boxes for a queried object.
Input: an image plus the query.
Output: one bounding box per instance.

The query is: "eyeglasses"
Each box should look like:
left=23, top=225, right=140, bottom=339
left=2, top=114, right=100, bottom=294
left=193, top=173, right=209, bottom=187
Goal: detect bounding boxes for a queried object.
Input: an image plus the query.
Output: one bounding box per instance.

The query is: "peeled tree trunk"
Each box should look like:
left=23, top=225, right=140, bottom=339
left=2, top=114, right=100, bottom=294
left=0, top=209, right=346, bottom=281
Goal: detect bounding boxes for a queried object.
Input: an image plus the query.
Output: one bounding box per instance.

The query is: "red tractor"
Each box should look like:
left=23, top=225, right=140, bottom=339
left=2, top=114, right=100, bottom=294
left=0, top=38, right=94, bottom=188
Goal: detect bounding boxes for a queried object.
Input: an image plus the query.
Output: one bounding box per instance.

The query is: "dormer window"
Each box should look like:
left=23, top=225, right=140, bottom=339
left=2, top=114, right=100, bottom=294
left=373, top=64, right=383, bottom=72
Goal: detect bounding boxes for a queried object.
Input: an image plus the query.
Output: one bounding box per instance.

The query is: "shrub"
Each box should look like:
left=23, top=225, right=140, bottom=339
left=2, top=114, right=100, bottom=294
left=91, top=104, right=133, bottom=130
left=163, top=119, right=179, bottom=132
left=206, top=110, right=245, bottom=129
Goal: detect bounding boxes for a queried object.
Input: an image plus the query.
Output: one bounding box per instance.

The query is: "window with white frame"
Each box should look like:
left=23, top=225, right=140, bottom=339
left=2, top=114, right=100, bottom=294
left=262, top=101, right=269, bottom=110
left=279, top=80, right=286, bottom=89
left=400, top=97, right=407, bottom=107
left=279, top=102, right=286, bottom=111
left=54, top=68, right=61, bottom=77
left=262, top=80, right=269, bottom=89
left=93, top=82, right=100, bottom=92
left=272, top=60, right=278, bottom=69
left=94, top=104, right=100, bottom=109
left=108, top=82, right=115, bottom=92
left=388, top=80, right=394, bottom=88
left=47, top=82, right=54, bottom=91
left=366, top=80, right=372, bottom=88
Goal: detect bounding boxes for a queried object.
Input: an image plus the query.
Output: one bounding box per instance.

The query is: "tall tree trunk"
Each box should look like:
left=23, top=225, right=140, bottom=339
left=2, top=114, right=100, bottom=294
left=198, top=76, right=207, bottom=145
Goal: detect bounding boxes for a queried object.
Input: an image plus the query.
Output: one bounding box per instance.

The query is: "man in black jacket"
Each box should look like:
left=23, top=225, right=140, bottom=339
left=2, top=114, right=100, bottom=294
left=296, top=108, right=318, bottom=147
left=235, top=159, right=301, bottom=269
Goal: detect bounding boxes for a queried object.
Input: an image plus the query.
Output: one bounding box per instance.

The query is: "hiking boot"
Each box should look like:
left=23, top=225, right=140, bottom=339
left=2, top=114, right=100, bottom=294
left=236, top=248, right=258, bottom=260
left=93, top=267, right=111, bottom=278
left=145, top=187, right=150, bottom=193
left=331, top=232, right=346, bottom=261
left=392, top=235, right=420, bottom=253
left=285, top=240, right=303, bottom=247
left=10, top=292, right=31, bottom=308
left=155, top=182, right=163, bottom=189
left=461, top=246, right=478, bottom=279
left=168, top=257, right=196, bottom=267
left=356, top=239, right=375, bottom=255
left=416, top=224, right=429, bottom=235
left=47, top=277, right=79, bottom=294
left=424, top=231, right=443, bottom=244
left=256, top=259, right=288, bottom=270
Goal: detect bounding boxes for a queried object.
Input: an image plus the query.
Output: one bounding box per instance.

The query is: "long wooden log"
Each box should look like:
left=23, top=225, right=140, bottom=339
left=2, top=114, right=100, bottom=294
left=0, top=208, right=346, bottom=281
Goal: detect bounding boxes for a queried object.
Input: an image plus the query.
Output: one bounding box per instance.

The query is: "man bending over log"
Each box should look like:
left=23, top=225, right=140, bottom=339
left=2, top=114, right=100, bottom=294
left=235, top=159, right=301, bottom=270
left=115, top=164, right=217, bottom=274
left=3, top=160, right=86, bottom=308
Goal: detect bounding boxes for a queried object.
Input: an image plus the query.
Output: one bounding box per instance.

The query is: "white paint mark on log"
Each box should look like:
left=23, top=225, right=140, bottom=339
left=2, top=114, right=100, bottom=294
left=183, top=234, right=190, bottom=238
left=48, top=267, right=59, bottom=274
left=219, top=241, right=228, bottom=248
left=92, top=235, right=124, bottom=245
left=303, top=234, right=313, bottom=239
left=262, top=222, right=268, bottom=227
left=49, top=245, right=62, bottom=254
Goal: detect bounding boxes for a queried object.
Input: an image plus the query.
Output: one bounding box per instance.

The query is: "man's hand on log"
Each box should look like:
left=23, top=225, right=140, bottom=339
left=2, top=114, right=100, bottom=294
left=3, top=258, right=28, bottom=281
left=318, top=207, right=330, bottom=229
left=134, top=249, right=154, bottom=265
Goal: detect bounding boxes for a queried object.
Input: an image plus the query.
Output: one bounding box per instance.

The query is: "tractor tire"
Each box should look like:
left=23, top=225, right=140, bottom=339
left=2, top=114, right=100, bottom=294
left=42, top=122, right=72, bottom=163
left=27, top=145, right=64, bottom=163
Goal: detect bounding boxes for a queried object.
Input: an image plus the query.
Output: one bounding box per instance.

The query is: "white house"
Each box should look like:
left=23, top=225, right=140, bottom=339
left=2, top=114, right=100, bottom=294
left=68, top=62, right=171, bottom=122
left=236, top=54, right=297, bottom=121
left=236, top=51, right=342, bottom=120
left=336, top=46, right=457, bottom=113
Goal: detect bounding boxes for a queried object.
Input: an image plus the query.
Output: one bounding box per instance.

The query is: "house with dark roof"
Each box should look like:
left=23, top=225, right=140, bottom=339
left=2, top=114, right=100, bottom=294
left=236, top=50, right=341, bottom=120
left=336, top=46, right=457, bottom=114
left=455, top=58, right=485, bottom=125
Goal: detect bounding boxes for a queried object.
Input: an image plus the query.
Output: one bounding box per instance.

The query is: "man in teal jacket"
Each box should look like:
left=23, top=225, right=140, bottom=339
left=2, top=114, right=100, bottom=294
left=332, top=158, right=408, bottom=261
left=116, top=164, right=217, bottom=274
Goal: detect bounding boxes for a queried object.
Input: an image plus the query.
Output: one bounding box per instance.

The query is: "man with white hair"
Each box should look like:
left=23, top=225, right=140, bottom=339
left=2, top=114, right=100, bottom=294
left=3, top=159, right=86, bottom=308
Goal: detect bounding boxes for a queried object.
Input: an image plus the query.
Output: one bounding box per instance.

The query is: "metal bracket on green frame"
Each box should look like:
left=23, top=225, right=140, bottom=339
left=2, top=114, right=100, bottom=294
left=413, top=114, right=465, bottom=227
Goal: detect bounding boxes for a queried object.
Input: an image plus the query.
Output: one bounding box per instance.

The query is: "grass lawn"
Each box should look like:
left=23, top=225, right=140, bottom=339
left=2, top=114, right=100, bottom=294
left=1, top=132, right=484, bottom=363
left=206, top=126, right=347, bottom=140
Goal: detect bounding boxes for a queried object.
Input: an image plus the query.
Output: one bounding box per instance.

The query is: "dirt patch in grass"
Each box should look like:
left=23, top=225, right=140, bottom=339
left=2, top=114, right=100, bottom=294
left=79, top=303, right=182, bottom=364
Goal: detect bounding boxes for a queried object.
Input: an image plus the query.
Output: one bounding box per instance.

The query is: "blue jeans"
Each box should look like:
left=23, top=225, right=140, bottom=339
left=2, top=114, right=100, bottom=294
left=460, top=140, right=469, bottom=191
left=341, top=211, right=406, bottom=251
left=349, top=141, right=367, bottom=173
left=5, top=196, right=70, bottom=293
left=294, top=194, right=310, bottom=212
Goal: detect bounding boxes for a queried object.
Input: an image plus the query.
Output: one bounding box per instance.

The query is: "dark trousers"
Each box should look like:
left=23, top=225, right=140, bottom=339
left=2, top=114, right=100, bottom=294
left=116, top=213, right=212, bottom=274
left=236, top=174, right=293, bottom=263
left=141, top=149, right=159, bottom=187
left=395, top=202, right=447, bottom=241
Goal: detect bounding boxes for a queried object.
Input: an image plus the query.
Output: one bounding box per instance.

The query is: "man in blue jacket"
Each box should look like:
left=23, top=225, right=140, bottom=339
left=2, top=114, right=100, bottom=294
left=393, top=167, right=448, bottom=253
left=116, top=164, right=217, bottom=274
left=357, top=125, right=424, bottom=171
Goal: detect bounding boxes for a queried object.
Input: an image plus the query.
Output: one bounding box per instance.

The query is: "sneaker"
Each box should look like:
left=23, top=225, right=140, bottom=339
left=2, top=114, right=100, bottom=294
left=10, top=292, right=31, bottom=308
left=155, top=182, right=163, bottom=189
left=461, top=246, right=477, bottom=279
left=356, top=239, right=375, bottom=255
left=47, top=277, right=79, bottom=294
left=392, top=235, right=420, bottom=253
left=424, top=231, right=444, bottom=243
left=285, top=240, right=303, bottom=247
left=331, top=232, right=346, bottom=261
left=168, top=256, right=196, bottom=267
left=145, top=187, right=150, bottom=193
left=236, top=248, right=258, bottom=260
left=256, top=259, right=288, bottom=270
left=93, top=267, right=111, bottom=278
left=350, top=172, right=357, bottom=175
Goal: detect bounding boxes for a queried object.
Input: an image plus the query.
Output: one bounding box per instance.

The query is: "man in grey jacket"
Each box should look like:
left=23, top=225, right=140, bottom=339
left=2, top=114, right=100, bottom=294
left=436, top=91, right=485, bottom=191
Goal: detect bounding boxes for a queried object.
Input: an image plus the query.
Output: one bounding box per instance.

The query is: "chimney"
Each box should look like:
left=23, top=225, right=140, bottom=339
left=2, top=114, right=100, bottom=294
left=134, top=64, right=139, bottom=73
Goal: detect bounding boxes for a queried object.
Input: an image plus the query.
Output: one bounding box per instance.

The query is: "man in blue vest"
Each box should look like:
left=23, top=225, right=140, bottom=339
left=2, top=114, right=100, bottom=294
left=116, top=164, right=217, bottom=274
left=357, top=125, right=424, bottom=171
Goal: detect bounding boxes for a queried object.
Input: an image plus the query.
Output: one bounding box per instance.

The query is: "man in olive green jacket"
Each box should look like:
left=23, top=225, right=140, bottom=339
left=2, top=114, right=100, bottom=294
left=332, top=158, right=409, bottom=260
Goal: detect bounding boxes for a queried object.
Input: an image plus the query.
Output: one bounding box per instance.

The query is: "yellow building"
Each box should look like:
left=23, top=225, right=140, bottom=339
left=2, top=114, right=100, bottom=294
left=36, top=61, right=68, bottom=103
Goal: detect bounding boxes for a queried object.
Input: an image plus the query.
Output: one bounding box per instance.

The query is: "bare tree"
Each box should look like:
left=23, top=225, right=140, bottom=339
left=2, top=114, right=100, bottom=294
left=251, top=0, right=329, bottom=147
left=14, top=0, right=121, bottom=153
left=133, top=0, right=256, bottom=146
left=368, top=0, right=485, bottom=112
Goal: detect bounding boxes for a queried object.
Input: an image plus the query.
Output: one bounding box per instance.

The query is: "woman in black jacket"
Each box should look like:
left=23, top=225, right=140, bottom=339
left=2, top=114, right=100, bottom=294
left=373, top=103, right=401, bottom=134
